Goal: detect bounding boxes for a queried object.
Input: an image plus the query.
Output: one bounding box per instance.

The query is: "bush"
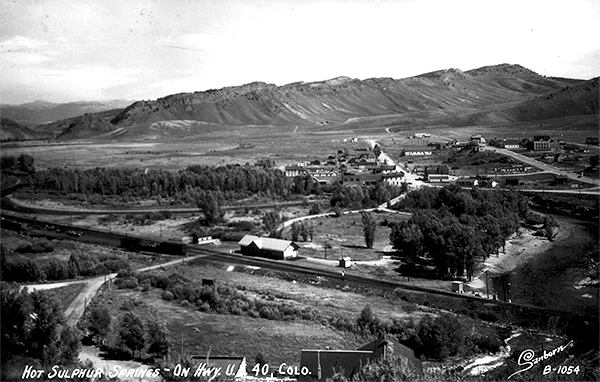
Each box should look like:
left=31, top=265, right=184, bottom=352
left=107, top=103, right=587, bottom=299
left=161, top=291, right=174, bottom=301
left=15, top=241, right=54, bottom=253
left=473, top=335, right=501, bottom=354
left=114, top=277, right=138, bottom=289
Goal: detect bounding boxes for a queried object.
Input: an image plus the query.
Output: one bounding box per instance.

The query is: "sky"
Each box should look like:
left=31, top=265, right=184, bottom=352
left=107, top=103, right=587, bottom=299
left=1, top=0, right=599, bottom=104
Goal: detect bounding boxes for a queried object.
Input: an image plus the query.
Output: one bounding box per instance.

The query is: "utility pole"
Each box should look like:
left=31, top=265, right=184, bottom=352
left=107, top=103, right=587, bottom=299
left=485, top=270, right=489, bottom=299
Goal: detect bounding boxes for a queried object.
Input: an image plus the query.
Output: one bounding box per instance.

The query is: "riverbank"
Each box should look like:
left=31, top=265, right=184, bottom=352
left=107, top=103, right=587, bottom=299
left=468, top=216, right=598, bottom=315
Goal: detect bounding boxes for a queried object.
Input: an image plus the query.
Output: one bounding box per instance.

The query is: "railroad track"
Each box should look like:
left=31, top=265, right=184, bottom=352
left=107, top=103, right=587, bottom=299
left=2, top=212, right=596, bottom=322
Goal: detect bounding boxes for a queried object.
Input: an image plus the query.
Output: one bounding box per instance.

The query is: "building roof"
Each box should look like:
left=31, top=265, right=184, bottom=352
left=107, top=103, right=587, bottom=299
left=403, top=146, right=433, bottom=152
left=238, top=235, right=299, bottom=251
left=358, top=335, right=422, bottom=374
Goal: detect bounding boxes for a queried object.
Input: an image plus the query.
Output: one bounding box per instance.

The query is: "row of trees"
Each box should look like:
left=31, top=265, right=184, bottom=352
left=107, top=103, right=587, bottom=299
left=30, top=164, right=293, bottom=201
left=390, top=185, right=529, bottom=280
left=4, top=154, right=405, bottom=213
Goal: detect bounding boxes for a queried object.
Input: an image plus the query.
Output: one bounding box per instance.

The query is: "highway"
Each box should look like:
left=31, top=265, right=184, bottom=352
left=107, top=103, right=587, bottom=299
left=4, top=195, right=311, bottom=216
left=483, top=146, right=600, bottom=188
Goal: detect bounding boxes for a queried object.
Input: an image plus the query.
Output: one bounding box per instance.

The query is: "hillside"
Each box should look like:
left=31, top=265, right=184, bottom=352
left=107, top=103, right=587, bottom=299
left=0, top=118, right=47, bottom=141
left=435, top=77, right=599, bottom=127
left=35, top=109, right=123, bottom=140
left=0, top=100, right=133, bottom=126
left=34, top=64, right=598, bottom=139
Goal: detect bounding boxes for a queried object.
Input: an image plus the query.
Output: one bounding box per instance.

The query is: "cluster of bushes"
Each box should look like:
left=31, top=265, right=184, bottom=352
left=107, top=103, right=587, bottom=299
left=14, top=239, right=54, bottom=253
left=1, top=249, right=130, bottom=283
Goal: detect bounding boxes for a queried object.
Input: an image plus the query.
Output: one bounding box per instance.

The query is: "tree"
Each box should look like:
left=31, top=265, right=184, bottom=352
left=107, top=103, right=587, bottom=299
left=88, top=306, right=111, bottom=342
left=17, top=153, right=35, bottom=173
left=589, top=154, right=599, bottom=168
left=416, top=314, right=469, bottom=360
left=361, top=211, right=377, bottom=249
left=263, top=211, right=280, bottom=234
left=195, top=192, right=222, bottom=226
left=146, top=319, right=169, bottom=359
left=290, top=221, right=301, bottom=241
left=30, top=290, right=65, bottom=364
left=373, top=145, right=382, bottom=159
left=117, top=312, right=145, bottom=358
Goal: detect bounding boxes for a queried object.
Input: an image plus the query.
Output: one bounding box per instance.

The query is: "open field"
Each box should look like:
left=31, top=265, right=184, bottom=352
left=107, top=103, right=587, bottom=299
left=288, top=212, right=409, bottom=261
left=3, top=113, right=597, bottom=172
left=86, top=261, right=434, bottom=367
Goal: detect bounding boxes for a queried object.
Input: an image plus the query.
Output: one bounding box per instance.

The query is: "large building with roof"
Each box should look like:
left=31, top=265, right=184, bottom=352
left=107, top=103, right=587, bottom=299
left=238, top=235, right=299, bottom=260
left=298, top=335, right=422, bottom=381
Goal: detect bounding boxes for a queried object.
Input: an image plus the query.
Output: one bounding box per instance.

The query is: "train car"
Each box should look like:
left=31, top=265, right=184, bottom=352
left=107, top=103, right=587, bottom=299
left=0, top=217, right=22, bottom=232
left=159, top=241, right=187, bottom=256
left=120, top=237, right=142, bottom=251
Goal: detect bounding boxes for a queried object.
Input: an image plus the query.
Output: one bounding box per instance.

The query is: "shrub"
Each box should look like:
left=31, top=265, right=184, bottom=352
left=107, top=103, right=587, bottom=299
left=161, top=291, right=174, bottom=301
left=114, top=277, right=138, bottom=289
left=198, top=303, right=211, bottom=312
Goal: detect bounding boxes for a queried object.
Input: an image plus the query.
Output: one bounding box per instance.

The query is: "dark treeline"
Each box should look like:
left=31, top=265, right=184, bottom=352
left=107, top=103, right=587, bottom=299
left=31, top=164, right=292, bottom=202
left=3, top=155, right=404, bottom=210
left=390, top=185, right=529, bottom=280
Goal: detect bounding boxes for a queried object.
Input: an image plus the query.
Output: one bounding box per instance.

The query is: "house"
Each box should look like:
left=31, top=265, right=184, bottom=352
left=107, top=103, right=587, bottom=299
left=504, top=139, right=521, bottom=149
left=298, top=335, right=421, bottom=382
left=553, top=175, right=569, bottom=186
left=427, top=174, right=452, bottom=183
left=190, top=356, right=247, bottom=380
left=413, top=165, right=426, bottom=176
left=452, top=281, right=464, bottom=293
left=425, top=164, right=450, bottom=175
left=382, top=172, right=405, bottom=186
left=285, top=165, right=308, bottom=178
left=342, top=172, right=382, bottom=186
left=238, top=235, right=299, bottom=260
left=456, top=178, right=479, bottom=187
left=402, top=146, right=433, bottom=156
left=470, top=134, right=486, bottom=145
left=339, top=257, right=352, bottom=268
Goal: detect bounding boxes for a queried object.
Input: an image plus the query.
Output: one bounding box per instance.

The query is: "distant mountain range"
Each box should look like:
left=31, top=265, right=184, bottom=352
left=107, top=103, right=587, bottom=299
left=1, top=64, right=598, bottom=141
left=0, top=100, right=133, bottom=126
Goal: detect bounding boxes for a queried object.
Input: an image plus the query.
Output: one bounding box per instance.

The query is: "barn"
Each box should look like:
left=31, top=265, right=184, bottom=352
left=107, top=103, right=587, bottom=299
left=238, top=235, right=299, bottom=260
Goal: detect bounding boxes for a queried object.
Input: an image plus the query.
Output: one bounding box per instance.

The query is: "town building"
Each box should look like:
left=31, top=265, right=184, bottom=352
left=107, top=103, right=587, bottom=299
left=427, top=174, right=453, bottom=183
left=342, top=172, right=382, bottom=186
left=456, top=178, right=479, bottom=187
left=503, top=139, right=521, bottom=149
left=238, top=235, right=299, bottom=260
left=402, top=146, right=433, bottom=156
left=382, top=172, right=405, bottom=186
left=531, top=135, right=559, bottom=151
left=470, top=134, right=486, bottom=145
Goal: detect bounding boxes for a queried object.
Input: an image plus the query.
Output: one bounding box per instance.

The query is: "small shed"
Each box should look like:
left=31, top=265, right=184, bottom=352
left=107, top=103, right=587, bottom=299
left=339, top=257, right=353, bottom=268
left=451, top=281, right=464, bottom=293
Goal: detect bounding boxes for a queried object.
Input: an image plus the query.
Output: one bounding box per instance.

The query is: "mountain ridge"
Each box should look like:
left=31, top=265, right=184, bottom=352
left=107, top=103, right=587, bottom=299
left=9, top=63, right=598, bottom=140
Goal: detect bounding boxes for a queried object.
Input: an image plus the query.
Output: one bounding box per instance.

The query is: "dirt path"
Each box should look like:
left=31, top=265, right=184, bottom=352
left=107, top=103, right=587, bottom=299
left=23, top=253, right=212, bottom=326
